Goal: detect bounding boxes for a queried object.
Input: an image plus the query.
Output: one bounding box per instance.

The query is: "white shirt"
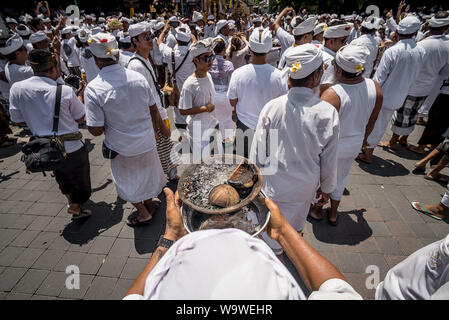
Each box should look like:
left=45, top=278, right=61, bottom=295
left=278, top=44, right=297, bottom=69
left=127, top=53, right=168, bottom=119
left=150, top=38, right=163, bottom=66
left=204, top=24, right=215, bottom=39
left=320, top=46, right=337, bottom=86
left=0, top=59, right=11, bottom=100
left=376, top=234, right=449, bottom=300
left=159, top=43, right=195, bottom=125
left=165, top=31, right=177, bottom=49
left=226, top=40, right=250, bottom=70
left=346, top=27, right=361, bottom=44
left=5, top=63, right=34, bottom=86
left=275, top=27, right=294, bottom=57
left=350, top=33, right=379, bottom=78
left=408, top=35, right=449, bottom=97
left=61, top=37, right=81, bottom=67
left=79, top=47, right=99, bottom=83
left=84, top=64, right=157, bottom=157
left=9, top=76, right=85, bottom=153
left=250, top=86, right=339, bottom=204
left=118, top=50, right=134, bottom=68
left=178, top=73, right=217, bottom=133
left=374, top=38, right=426, bottom=110
left=227, top=63, right=287, bottom=129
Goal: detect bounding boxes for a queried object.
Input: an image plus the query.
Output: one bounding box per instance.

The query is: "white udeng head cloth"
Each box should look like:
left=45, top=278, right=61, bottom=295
left=397, top=15, right=421, bottom=35
left=249, top=27, right=272, bottom=53
left=282, top=43, right=323, bottom=80
left=175, top=26, right=191, bottom=42
left=30, top=31, right=49, bottom=44
left=215, top=20, right=228, bottom=35
left=0, top=33, right=23, bottom=55
left=335, top=44, right=370, bottom=75
left=190, top=37, right=214, bottom=58
left=313, top=23, right=327, bottom=36
left=428, top=15, right=449, bottom=28
left=128, top=22, right=151, bottom=38
left=88, top=32, right=119, bottom=61
left=292, top=16, right=317, bottom=36
left=323, top=23, right=351, bottom=38
left=192, top=11, right=203, bottom=23
left=139, top=229, right=305, bottom=300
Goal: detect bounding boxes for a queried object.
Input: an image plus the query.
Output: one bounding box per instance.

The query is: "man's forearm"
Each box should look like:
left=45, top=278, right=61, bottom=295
left=125, top=246, right=169, bottom=296
left=180, top=106, right=209, bottom=116
left=277, top=224, right=346, bottom=292
left=150, top=105, right=162, bottom=131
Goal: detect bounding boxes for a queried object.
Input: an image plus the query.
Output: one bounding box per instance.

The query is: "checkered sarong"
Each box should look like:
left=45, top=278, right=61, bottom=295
left=391, top=95, right=427, bottom=129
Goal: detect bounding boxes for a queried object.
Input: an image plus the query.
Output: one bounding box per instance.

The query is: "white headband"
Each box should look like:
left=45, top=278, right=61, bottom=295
left=335, top=44, right=370, bottom=75
left=88, top=32, right=119, bottom=61
left=282, top=43, right=323, bottom=79
left=0, top=33, right=23, bottom=55
left=323, top=23, right=351, bottom=38
left=249, top=27, right=272, bottom=53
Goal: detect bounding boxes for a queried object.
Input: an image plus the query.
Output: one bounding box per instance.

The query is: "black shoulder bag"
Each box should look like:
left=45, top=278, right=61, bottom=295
left=21, top=84, right=68, bottom=174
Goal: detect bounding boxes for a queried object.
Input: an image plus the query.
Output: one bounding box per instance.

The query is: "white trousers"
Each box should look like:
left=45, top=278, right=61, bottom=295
left=367, top=108, right=395, bottom=148
left=330, top=138, right=363, bottom=201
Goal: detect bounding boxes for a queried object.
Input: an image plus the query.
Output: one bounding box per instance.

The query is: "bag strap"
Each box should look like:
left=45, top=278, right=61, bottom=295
left=171, top=49, right=176, bottom=81
left=52, top=84, right=63, bottom=134
left=128, top=57, right=161, bottom=91
left=174, top=48, right=191, bottom=74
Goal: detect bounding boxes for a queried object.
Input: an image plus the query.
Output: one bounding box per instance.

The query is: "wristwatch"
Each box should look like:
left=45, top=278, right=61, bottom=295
left=157, top=235, right=174, bottom=249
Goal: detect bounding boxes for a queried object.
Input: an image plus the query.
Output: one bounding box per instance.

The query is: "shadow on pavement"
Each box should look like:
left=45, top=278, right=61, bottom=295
left=0, top=141, right=25, bottom=160
left=0, top=170, right=20, bottom=183
left=357, top=155, right=409, bottom=177
left=309, top=209, right=372, bottom=245
left=62, top=196, right=125, bottom=245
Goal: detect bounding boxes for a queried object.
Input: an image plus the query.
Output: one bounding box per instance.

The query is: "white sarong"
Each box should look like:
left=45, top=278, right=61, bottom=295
left=110, top=148, right=167, bottom=203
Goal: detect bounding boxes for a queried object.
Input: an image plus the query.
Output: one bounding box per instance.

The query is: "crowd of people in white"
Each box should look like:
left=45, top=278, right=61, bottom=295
left=0, top=1, right=448, bottom=300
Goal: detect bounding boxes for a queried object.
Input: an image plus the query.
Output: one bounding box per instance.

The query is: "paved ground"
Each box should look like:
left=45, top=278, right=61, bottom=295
left=0, top=115, right=448, bottom=300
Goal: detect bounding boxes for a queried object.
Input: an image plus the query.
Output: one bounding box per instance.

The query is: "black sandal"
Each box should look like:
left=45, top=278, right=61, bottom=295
left=127, top=215, right=152, bottom=227
left=70, top=209, right=92, bottom=220
left=327, top=213, right=338, bottom=227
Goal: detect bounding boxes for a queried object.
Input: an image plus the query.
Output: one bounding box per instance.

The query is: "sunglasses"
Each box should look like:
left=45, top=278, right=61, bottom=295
left=200, top=54, right=215, bottom=63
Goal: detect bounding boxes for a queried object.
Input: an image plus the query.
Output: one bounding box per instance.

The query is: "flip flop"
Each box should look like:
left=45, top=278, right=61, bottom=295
left=70, top=209, right=92, bottom=220
left=327, top=212, right=339, bottom=226
left=406, top=146, right=425, bottom=155
left=413, top=164, right=426, bottom=172
left=127, top=215, right=152, bottom=227
left=410, top=202, right=442, bottom=221
left=424, top=175, right=449, bottom=183
left=356, top=154, right=372, bottom=164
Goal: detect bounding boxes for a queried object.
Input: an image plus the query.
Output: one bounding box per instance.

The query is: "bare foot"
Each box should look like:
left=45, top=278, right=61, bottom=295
left=378, top=141, right=396, bottom=150
left=425, top=173, right=449, bottom=183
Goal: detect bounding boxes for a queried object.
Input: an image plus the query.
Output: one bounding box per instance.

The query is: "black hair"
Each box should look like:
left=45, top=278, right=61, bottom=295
left=334, top=63, right=360, bottom=78
left=294, top=32, right=312, bottom=42
left=361, top=26, right=374, bottom=34
left=177, top=40, right=190, bottom=46
left=29, top=49, right=56, bottom=72
left=213, top=39, right=226, bottom=54
left=119, top=41, right=132, bottom=50
left=31, top=17, right=42, bottom=30
left=131, top=35, right=139, bottom=48
left=252, top=51, right=266, bottom=57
